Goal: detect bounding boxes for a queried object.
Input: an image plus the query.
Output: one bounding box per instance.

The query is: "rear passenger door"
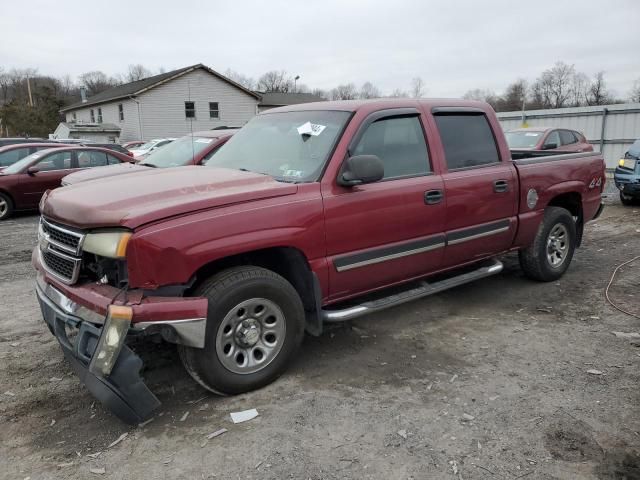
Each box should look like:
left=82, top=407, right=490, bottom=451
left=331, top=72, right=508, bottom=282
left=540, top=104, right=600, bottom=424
left=432, top=110, right=517, bottom=268
left=323, top=110, right=446, bottom=301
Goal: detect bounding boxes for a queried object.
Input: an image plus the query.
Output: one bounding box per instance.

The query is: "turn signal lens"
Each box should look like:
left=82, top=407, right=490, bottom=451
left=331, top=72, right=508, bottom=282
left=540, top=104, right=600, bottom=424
left=619, top=159, right=625, bottom=167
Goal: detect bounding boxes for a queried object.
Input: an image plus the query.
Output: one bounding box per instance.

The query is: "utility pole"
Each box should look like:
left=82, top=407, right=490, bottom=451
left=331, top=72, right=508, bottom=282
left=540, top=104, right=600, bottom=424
left=26, top=76, right=33, bottom=107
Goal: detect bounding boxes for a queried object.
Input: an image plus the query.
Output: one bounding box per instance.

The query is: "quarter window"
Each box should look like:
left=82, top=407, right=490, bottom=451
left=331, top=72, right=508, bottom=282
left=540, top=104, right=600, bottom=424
left=209, top=102, right=220, bottom=119
left=185, top=101, right=196, bottom=119
left=107, top=154, right=122, bottom=165
left=78, top=150, right=108, bottom=167
left=90, top=109, right=95, bottom=123
left=352, top=116, right=430, bottom=179
left=118, top=104, right=124, bottom=121
left=434, top=113, right=500, bottom=170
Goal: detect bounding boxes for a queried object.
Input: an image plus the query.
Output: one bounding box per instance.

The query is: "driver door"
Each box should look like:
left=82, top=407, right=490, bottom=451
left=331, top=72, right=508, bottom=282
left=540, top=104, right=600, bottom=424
left=14, top=150, right=78, bottom=208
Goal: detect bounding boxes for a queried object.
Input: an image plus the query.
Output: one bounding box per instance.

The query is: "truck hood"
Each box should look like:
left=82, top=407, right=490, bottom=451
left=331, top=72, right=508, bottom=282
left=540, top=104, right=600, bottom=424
left=42, top=167, right=298, bottom=229
left=62, top=162, right=150, bottom=185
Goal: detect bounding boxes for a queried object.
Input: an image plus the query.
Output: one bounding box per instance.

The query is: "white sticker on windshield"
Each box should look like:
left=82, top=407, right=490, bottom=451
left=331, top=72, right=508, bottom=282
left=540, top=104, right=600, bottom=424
left=283, top=169, right=304, bottom=178
left=525, top=133, right=540, bottom=136
left=194, top=138, right=213, bottom=144
left=31, top=154, right=41, bottom=158
left=297, top=122, right=326, bottom=136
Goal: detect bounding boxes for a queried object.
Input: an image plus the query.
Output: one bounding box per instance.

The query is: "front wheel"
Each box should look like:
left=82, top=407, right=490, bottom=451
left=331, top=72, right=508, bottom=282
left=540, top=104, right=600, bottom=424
left=620, top=191, right=635, bottom=206
left=179, top=266, right=305, bottom=395
left=0, top=192, right=14, bottom=221
left=519, top=206, right=576, bottom=282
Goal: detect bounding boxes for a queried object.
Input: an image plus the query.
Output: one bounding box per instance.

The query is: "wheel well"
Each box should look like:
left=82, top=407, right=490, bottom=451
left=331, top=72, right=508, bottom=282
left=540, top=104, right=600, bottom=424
left=547, top=192, right=584, bottom=246
left=0, top=189, right=14, bottom=205
left=190, top=247, right=316, bottom=311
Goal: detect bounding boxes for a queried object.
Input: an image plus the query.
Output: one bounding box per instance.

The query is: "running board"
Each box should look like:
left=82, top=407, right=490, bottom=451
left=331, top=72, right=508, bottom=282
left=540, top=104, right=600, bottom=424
left=321, top=259, right=503, bottom=323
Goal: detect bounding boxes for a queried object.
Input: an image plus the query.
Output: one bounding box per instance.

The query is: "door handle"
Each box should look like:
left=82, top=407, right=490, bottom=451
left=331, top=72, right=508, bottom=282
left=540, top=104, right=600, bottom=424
left=493, top=180, right=509, bottom=193
left=424, top=189, right=443, bottom=205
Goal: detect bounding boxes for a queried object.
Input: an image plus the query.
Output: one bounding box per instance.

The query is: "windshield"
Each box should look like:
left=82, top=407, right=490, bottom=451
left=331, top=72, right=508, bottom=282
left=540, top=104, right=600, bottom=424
left=205, top=110, right=351, bottom=182
left=627, top=139, right=640, bottom=159
left=145, top=135, right=218, bottom=167
left=3, top=152, right=41, bottom=174
left=505, top=131, right=543, bottom=148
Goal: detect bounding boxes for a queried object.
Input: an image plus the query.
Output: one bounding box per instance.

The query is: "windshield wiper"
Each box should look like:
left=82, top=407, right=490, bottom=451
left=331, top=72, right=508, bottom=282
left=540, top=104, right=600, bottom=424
left=139, top=162, right=158, bottom=168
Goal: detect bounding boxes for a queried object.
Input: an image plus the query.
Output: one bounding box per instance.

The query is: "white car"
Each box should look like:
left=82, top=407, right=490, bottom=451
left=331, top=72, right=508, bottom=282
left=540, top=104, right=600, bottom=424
left=128, top=138, right=175, bottom=158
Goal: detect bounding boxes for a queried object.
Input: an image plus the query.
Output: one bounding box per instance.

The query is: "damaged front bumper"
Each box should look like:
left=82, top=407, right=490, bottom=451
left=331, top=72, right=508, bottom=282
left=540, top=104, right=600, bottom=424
left=36, top=281, right=161, bottom=424
left=34, top=263, right=208, bottom=424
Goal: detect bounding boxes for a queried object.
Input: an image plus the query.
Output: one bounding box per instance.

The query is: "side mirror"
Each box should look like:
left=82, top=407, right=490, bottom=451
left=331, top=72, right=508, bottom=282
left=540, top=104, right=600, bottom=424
left=27, top=166, right=39, bottom=175
left=338, top=155, right=384, bottom=187
left=542, top=143, right=558, bottom=150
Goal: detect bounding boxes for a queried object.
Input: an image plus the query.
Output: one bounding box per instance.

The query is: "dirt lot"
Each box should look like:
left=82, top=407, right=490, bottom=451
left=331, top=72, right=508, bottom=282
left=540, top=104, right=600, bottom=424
left=1, top=192, right=639, bottom=480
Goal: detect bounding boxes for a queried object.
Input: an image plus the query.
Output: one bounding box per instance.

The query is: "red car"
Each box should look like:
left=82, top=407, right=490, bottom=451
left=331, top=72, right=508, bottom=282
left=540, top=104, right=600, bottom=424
left=0, top=146, right=133, bottom=220
left=34, top=99, right=605, bottom=423
left=505, top=127, right=593, bottom=153
left=0, top=142, right=72, bottom=170
left=62, top=129, right=237, bottom=186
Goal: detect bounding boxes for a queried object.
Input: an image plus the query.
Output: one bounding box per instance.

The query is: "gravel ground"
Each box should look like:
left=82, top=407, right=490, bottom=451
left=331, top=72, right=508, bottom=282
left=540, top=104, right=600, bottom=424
left=0, top=189, right=639, bottom=480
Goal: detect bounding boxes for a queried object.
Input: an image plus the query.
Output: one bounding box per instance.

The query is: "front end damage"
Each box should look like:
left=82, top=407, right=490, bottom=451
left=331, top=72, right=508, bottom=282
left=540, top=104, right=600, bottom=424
left=34, top=264, right=208, bottom=424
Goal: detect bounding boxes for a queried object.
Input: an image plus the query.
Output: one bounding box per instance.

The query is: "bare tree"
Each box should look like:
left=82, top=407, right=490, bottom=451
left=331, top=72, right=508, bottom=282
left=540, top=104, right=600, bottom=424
left=359, top=81, right=380, bottom=99
left=463, top=88, right=499, bottom=108
left=630, top=78, right=640, bottom=103
left=388, top=88, right=408, bottom=98
left=78, top=71, right=119, bottom=95
left=125, top=64, right=152, bottom=83
left=330, top=83, right=358, bottom=100
left=410, top=77, right=425, bottom=98
left=257, top=70, right=293, bottom=92
left=496, top=80, right=527, bottom=111
left=224, top=69, right=256, bottom=90
left=585, top=71, right=611, bottom=106
left=532, top=62, right=576, bottom=109
left=311, top=88, right=328, bottom=100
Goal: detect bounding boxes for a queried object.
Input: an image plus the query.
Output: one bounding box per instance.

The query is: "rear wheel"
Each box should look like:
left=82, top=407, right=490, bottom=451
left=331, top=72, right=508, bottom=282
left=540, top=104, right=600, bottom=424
left=179, top=266, right=305, bottom=395
left=0, top=192, right=14, bottom=221
left=620, top=191, right=635, bottom=206
left=519, top=206, right=576, bottom=282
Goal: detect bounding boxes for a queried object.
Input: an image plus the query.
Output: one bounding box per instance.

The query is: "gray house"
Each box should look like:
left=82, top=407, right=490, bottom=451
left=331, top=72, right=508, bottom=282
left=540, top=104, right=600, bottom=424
left=58, top=64, right=261, bottom=143
left=257, top=92, right=325, bottom=113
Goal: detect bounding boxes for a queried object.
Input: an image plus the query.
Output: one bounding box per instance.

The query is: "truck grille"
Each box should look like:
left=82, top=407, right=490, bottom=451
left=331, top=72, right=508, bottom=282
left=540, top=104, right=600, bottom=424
left=39, top=217, right=85, bottom=284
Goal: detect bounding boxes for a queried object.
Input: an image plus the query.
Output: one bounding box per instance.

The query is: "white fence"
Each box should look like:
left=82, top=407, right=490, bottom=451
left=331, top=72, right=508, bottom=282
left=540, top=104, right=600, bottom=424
left=497, top=103, right=640, bottom=169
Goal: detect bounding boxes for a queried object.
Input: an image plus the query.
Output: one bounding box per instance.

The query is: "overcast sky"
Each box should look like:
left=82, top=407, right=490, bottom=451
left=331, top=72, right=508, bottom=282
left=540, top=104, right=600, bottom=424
left=1, top=0, right=638, bottom=98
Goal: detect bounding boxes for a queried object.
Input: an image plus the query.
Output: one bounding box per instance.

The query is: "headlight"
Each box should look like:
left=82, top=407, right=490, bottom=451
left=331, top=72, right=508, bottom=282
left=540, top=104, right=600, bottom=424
left=83, top=230, right=132, bottom=258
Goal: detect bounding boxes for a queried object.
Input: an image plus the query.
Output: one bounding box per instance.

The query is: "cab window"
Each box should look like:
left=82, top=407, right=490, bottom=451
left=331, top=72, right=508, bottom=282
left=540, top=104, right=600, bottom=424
left=352, top=116, right=430, bottom=179
left=434, top=113, right=500, bottom=169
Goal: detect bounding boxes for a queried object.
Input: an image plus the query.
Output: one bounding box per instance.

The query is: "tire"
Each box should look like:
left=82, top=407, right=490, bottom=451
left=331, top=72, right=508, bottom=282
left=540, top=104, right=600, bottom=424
left=519, top=206, right=576, bottom=282
left=179, top=266, right=305, bottom=395
left=0, top=192, right=14, bottom=221
left=620, top=191, right=635, bottom=206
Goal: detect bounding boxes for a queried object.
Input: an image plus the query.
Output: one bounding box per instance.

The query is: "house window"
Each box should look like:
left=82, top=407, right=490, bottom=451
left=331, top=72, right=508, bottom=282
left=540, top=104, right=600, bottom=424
left=209, top=102, right=219, bottom=119
left=185, top=101, right=196, bottom=119
left=90, top=109, right=95, bottom=123
left=72, top=112, right=77, bottom=122
left=118, top=104, right=124, bottom=121
left=97, top=108, right=103, bottom=123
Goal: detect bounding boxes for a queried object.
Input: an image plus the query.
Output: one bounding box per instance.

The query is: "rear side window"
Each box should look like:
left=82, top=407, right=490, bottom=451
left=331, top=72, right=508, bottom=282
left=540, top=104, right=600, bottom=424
left=0, top=147, right=30, bottom=167
left=107, top=154, right=121, bottom=165
left=560, top=130, right=578, bottom=145
left=353, top=116, right=430, bottom=179
left=544, top=130, right=560, bottom=148
left=434, top=114, right=499, bottom=170
left=78, top=150, right=108, bottom=167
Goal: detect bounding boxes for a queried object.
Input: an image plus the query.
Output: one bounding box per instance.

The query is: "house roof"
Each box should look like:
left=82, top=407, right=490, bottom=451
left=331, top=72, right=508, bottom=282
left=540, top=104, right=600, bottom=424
left=61, top=64, right=261, bottom=112
left=257, top=92, right=325, bottom=107
left=61, top=122, right=122, bottom=133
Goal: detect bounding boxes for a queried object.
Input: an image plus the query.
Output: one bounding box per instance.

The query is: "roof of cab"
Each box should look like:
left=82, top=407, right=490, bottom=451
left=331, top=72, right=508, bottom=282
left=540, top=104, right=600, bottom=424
left=260, top=98, right=494, bottom=114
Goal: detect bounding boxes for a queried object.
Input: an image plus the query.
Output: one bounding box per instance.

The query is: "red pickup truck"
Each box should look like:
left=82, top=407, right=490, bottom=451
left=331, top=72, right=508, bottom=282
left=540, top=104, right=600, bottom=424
left=33, top=99, right=605, bottom=423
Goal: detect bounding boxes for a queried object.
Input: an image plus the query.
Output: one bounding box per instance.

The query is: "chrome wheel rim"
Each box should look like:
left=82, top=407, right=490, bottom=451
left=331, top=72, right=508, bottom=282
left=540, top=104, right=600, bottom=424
left=546, top=224, right=569, bottom=267
left=0, top=198, right=7, bottom=218
left=216, top=298, right=286, bottom=374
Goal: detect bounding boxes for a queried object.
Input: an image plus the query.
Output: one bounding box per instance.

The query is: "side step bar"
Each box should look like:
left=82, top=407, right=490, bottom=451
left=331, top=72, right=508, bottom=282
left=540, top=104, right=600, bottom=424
left=321, top=259, right=503, bottom=323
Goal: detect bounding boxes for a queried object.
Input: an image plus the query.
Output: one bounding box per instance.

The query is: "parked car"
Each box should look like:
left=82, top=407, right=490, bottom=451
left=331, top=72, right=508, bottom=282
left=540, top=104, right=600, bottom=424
left=505, top=127, right=593, bottom=153
left=81, top=143, right=134, bottom=157
left=0, top=143, right=72, bottom=169
left=0, top=146, right=133, bottom=220
left=614, top=138, right=640, bottom=205
left=62, top=130, right=237, bottom=185
left=34, top=99, right=605, bottom=424
left=122, top=140, right=146, bottom=150
left=128, top=138, right=175, bottom=158
left=0, top=137, right=47, bottom=147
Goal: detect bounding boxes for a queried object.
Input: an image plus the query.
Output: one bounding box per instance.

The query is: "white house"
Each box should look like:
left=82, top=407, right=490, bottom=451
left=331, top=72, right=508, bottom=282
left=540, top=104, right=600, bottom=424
left=58, top=64, right=261, bottom=143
